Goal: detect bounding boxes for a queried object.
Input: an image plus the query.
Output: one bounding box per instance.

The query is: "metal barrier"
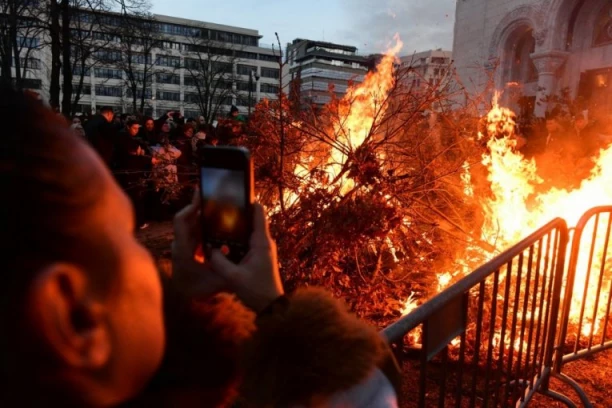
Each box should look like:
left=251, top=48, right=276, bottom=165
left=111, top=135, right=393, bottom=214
left=383, top=219, right=569, bottom=408
left=549, top=206, right=612, bottom=407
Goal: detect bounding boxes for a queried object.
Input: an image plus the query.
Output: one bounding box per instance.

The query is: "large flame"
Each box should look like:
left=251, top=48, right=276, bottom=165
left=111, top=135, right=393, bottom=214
left=445, top=93, right=612, bottom=338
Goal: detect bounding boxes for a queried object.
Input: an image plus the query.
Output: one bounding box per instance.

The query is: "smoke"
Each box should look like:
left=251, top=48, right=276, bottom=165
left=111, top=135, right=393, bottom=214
left=337, top=0, right=455, bottom=55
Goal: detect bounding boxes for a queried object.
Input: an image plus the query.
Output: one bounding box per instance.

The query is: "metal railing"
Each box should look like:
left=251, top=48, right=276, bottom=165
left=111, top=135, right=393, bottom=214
left=548, top=206, right=612, bottom=407
left=383, top=219, right=569, bottom=407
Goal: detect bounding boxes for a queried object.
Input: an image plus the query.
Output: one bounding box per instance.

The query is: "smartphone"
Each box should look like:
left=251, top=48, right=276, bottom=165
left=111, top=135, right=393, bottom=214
left=198, top=146, right=254, bottom=263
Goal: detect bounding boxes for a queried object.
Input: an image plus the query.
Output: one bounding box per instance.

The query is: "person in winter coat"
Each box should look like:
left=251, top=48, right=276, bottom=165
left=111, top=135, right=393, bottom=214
left=84, top=106, right=116, bottom=167
left=174, top=123, right=196, bottom=184
left=115, top=119, right=158, bottom=229
left=0, top=85, right=400, bottom=408
left=140, top=116, right=159, bottom=146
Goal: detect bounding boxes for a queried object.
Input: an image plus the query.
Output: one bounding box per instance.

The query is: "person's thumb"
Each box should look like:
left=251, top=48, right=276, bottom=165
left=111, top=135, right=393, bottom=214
left=209, top=250, right=239, bottom=283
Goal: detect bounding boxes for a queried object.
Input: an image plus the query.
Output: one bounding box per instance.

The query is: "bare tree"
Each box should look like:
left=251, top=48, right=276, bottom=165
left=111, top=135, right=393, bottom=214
left=112, top=10, right=165, bottom=114
left=0, top=0, right=46, bottom=89
left=181, top=29, right=242, bottom=124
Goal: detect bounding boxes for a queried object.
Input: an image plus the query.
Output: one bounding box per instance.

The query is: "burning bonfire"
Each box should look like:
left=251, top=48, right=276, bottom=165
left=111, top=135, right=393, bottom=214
left=248, top=37, right=612, bottom=341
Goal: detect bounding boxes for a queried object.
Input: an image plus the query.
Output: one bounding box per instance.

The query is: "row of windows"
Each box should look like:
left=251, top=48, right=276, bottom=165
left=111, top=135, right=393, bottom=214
left=11, top=57, right=41, bottom=69
left=95, top=85, right=122, bottom=97
left=95, top=67, right=123, bottom=79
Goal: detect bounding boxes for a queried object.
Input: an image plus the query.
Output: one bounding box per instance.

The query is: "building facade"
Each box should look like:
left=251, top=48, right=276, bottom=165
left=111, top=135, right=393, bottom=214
left=8, top=12, right=281, bottom=118
left=285, top=39, right=369, bottom=106
left=398, top=49, right=452, bottom=94
left=453, top=0, right=612, bottom=117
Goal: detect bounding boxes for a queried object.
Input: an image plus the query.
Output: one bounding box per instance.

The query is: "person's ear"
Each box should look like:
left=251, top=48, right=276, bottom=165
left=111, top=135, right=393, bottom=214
left=27, top=263, right=112, bottom=370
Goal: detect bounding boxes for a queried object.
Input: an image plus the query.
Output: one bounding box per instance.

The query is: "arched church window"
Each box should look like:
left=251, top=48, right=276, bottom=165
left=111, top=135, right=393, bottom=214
left=593, top=4, right=612, bottom=46
left=509, top=29, right=537, bottom=83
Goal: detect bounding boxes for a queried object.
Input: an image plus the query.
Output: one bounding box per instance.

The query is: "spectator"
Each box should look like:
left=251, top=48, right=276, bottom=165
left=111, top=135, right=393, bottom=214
left=115, top=119, right=157, bottom=229
left=140, top=116, right=158, bottom=145
left=83, top=106, right=116, bottom=168
left=174, top=122, right=196, bottom=184
left=229, top=105, right=246, bottom=122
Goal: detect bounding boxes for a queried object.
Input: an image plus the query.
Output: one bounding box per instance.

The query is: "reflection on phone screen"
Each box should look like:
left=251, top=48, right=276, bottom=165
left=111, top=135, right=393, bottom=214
left=200, top=167, right=247, bottom=244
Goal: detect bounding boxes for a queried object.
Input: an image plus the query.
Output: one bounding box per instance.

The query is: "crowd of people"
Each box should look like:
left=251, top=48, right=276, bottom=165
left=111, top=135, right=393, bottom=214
left=75, top=105, right=248, bottom=230
left=1, top=86, right=401, bottom=407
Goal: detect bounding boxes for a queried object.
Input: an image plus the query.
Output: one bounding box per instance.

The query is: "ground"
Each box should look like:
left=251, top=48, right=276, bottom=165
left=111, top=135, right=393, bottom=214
left=138, top=221, right=612, bottom=407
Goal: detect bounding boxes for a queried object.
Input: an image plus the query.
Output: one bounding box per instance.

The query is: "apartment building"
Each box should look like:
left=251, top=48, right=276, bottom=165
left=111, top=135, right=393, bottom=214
left=285, top=38, right=369, bottom=106
left=6, top=11, right=281, bottom=118
left=398, top=49, right=453, bottom=94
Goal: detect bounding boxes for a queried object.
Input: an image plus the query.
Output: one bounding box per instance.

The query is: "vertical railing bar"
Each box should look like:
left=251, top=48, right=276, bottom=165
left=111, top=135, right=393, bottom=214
left=524, top=243, right=539, bottom=388
left=574, top=214, right=600, bottom=353
left=531, top=237, right=546, bottom=378
left=541, top=231, right=555, bottom=370
left=516, top=251, right=531, bottom=402
left=419, top=322, right=428, bottom=407
left=482, top=270, right=500, bottom=407
left=470, top=281, right=486, bottom=408
left=588, top=213, right=609, bottom=349
left=601, top=213, right=612, bottom=347
left=438, top=347, right=449, bottom=408
left=506, top=251, right=524, bottom=405
left=455, top=327, right=467, bottom=408
left=494, top=260, right=513, bottom=408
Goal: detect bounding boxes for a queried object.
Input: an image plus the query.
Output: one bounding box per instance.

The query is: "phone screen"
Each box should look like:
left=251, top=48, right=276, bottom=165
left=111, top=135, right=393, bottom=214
left=200, top=167, right=248, bottom=247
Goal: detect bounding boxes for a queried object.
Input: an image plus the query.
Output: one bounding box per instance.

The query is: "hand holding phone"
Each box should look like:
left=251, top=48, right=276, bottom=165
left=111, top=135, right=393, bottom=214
left=199, top=146, right=254, bottom=263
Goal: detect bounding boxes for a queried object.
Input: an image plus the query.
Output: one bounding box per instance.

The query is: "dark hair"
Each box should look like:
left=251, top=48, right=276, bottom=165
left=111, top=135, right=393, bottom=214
left=99, top=106, right=114, bottom=115
left=126, top=118, right=140, bottom=128
left=0, top=85, right=118, bottom=371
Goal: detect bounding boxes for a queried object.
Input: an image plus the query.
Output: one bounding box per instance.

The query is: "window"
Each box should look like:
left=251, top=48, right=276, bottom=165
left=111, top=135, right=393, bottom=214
left=130, top=53, right=152, bottom=65
left=184, top=110, right=201, bottom=118
left=94, top=49, right=121, bottom=63
left=18, top=37, right=39, bottom=48
left=95, top=67, right=123, bottom=79
left=126, top=88, right=152, bottom=99
left=162, top=41, right=181, bottom=51
left=91, top=31, right=121, bottom=43
left=72, top=84, right=91, bottom=95
left=126, top=71, right=147, bottom=82
left=184, top=93, right=200, bottom=104
left=95, top=85, right=122, bottom=97
left=73, top=65, right=91, bottom=76
left=260, top=67, right=279, bottom=79
left=156, top=72, right=180, bottom=85
left=211, top=61, right=233, bottom=74
left=184, top=58, right=202, bottom=70
left=237, top=64, right=257, bottom=76
left=433, top=68, right=440, bottom=76
left=236, top=95, right=255, bottom=107
left=184, top=75, right=199, bottom=86
left=258, top=53, right=279, bottom=63
left=22, top=78, right=41, bottom=89
left=209, top=30, right=257, bottom=46
left=260, top=83, right=279, bottom=94
left=156, top=91, right=181, bottom=101
left=158, top=23, right=201, bottom=37
left=431, top=57, right=447, bottom=64
left=157, top=55, right=182, bottom=68
left=209, top=47, right=233, bottom=57
left=237, top=81, right=255, bottom=92
left=236, top=51, right=258, bottom=60
left=12, top=57, right=41, bottom=69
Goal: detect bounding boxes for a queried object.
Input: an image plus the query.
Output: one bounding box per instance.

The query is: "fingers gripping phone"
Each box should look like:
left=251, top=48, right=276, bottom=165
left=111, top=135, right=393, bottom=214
left=198, top=146, right=254, bottom=263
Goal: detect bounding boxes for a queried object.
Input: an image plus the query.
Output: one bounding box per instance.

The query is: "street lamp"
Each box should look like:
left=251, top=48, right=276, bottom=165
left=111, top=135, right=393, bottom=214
left=248, top=70, right=260, bottom=116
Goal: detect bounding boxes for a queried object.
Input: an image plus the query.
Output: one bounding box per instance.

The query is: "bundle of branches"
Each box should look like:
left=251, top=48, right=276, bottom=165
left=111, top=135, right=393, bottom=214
left=244, top=67, right=492, bottom=325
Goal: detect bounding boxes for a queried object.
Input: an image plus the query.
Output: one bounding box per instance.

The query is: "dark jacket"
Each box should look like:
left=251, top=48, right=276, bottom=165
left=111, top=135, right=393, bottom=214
left=114, top=130, right=152, bottom=187
left=174, top=136, right=195, bottom=183
left=84, top=114, right=117, bottom=168
left=128, top=286, right=400, bottom=407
